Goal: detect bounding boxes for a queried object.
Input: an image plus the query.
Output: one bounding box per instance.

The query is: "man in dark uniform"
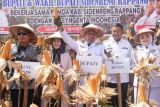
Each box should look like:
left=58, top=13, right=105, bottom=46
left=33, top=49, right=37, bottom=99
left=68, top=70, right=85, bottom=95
left=9, top=23, right=41, bottom=107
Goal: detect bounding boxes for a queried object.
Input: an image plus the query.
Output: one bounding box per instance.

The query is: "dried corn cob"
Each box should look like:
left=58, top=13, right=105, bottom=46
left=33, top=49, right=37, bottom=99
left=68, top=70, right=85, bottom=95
left=53, top=6, right=58, bottom=19
left=37, top=36, right=42, bottom=46
left=138, top=82, right=147, bottom=103
left=1, top=40, right=11, bottom=59
left=56, top=77, right=62, bottom=94
left=73, top=59, right=81, bottom=70
left=88, top=75, right=98, bottom=95
left=102, top=64, right=107, bottom=76
left=43, top=49, right=51, bottom=65
left=95, top=71, right=100, bottom=83
left=126, top=29, right=132, bottom=40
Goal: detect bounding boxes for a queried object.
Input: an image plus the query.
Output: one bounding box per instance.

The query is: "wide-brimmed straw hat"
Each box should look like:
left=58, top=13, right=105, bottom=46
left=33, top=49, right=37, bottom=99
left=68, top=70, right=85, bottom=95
left=136, top=28, right=154, bottom=37
left=45, top=32, right=62, bottom=44
left=135, top=28, right=154, bottom=43
left=80, top=24, right=104, bottom=38
left=9, top=23, right=36, bottom=42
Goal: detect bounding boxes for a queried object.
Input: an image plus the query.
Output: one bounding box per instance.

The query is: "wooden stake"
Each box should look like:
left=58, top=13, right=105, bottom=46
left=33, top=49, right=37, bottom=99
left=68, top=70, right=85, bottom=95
left=148, top=80, right=151, bottom=103
left=116, top=73, right=122, bottom=107
left=23, top=80, right=28, bottom=107
left=136, top=77, right=140, bottom=104
left=18, top=76, right=22, bottom=107
left=0, top=71, right=2, bottom=105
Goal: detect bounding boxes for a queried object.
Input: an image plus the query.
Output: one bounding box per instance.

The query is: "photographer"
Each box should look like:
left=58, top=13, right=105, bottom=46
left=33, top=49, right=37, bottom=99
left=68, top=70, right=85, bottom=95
left=154, top=19, right=160, bottom=46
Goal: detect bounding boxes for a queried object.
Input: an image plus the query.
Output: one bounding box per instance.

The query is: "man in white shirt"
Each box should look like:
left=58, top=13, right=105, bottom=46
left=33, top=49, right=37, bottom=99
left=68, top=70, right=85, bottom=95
left=54, top=17, right=106, bottom=107
left=54, top=16, right=105, bottom=58
left=135, top=1, right=160, bottom=32
left=103, top=23, right=134, bottom=107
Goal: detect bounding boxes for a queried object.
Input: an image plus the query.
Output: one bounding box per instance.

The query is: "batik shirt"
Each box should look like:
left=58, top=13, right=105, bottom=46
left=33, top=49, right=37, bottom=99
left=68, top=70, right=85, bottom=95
left=9, top=43, right=38, bottom=89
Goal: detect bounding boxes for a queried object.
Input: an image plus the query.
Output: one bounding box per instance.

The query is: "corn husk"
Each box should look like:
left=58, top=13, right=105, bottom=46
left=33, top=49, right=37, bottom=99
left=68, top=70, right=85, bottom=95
left=130, top=102, right=150, bottom=107
left=37, top=36, right=42, bottom=46
left=41, top=84, right=57, bottom=101
left=0, top=58, right=7, bottom=71
left=2, top=101, right=11, bottom=107
left=130, top=100, right=158, bottom=107
left=63, top=68, right=78, bottom=86
left=126, top=29, right=132, bottom=40
left=71, top=85, right=116, bottom=104
left=1, top=72, right=9, bottom=91
left=30, top=103, right=38, bottom=107
left=34, top=64, right=63, bottom=87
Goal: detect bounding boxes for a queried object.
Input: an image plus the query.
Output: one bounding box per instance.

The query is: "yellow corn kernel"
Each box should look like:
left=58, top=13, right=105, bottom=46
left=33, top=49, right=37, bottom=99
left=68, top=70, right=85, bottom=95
left=56, top=77, right=62, bottom=93
left=95, top=71, right=100, bottom=83
left=43, top=49, right=51, bottom=65
left=37, top=36, right=42, bottom=46
left=53, top=6, right=58, bottom=19
left=1, top=40, right=11, bottom=59
left=88, top=76, right=98, bottom=95
left=126, top=30, right=132, bottom=40
left=102, top=64, right=107, bottom=76
left=73, top=59, right=81, bottom=70
left=138, top=82, right=147, bottom=103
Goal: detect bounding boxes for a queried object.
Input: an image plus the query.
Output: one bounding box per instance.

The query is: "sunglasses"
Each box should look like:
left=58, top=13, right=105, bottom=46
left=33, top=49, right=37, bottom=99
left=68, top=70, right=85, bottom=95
left=17, top=32, right=28, bottom=36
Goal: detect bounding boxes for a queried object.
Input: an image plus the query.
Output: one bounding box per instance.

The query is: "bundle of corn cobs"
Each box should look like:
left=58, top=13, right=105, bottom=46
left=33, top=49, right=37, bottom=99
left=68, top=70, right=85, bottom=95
left=131, top=56, right=160, bottom=78
left=34, top=49, right=70, bottom=106
left=63, top=61, right=116, bottom=106
left=130, top=56, right=160, bottom=107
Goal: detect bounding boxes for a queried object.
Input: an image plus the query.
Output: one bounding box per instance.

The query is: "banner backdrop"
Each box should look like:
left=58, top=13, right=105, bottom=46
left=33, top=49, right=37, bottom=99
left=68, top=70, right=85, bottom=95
left=0, top=0, right=155, bottom=34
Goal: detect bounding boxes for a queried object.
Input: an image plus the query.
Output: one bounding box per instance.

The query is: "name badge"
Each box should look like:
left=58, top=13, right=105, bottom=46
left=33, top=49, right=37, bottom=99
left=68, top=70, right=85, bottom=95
left=76, top=56, right=102, bottom=74
left=106, top=58, right=130, bottom=74
left=21, top=61, right=40, bottom=78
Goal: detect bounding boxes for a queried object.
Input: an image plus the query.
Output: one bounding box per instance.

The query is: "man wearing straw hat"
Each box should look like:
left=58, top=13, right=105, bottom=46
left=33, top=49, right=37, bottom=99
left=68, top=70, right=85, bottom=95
left=54, top=19, right=105, bottom=57
left=9, top=23, right=41, bottom=107
left=54, top=17, right=106, bottom=107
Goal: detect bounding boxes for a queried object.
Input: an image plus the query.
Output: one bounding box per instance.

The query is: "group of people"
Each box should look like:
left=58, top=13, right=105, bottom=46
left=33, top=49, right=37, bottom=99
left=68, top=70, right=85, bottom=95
left=1, top=10, right=160, bottom=107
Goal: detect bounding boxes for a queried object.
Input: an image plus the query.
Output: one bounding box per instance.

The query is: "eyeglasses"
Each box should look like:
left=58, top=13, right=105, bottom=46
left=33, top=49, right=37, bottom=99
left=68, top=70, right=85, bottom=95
left=17, top=32, right=28, bottom=36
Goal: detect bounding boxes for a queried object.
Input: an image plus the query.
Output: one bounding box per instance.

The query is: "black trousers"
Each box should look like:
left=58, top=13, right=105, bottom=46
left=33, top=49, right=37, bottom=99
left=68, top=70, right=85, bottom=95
left=11, top=87, right=42, bottom=107
left=107, top=82, right=128, bottom=107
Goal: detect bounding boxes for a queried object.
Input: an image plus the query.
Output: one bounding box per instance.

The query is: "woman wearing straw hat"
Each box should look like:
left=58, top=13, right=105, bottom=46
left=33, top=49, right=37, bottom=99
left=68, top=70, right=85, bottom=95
left=133, top=28, right=160, bottom=105
left=44, top=31, right=72, bottom=107
left=9, top=23, right=41, bottom=107
left=45, top=31, right=72, bottom=71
